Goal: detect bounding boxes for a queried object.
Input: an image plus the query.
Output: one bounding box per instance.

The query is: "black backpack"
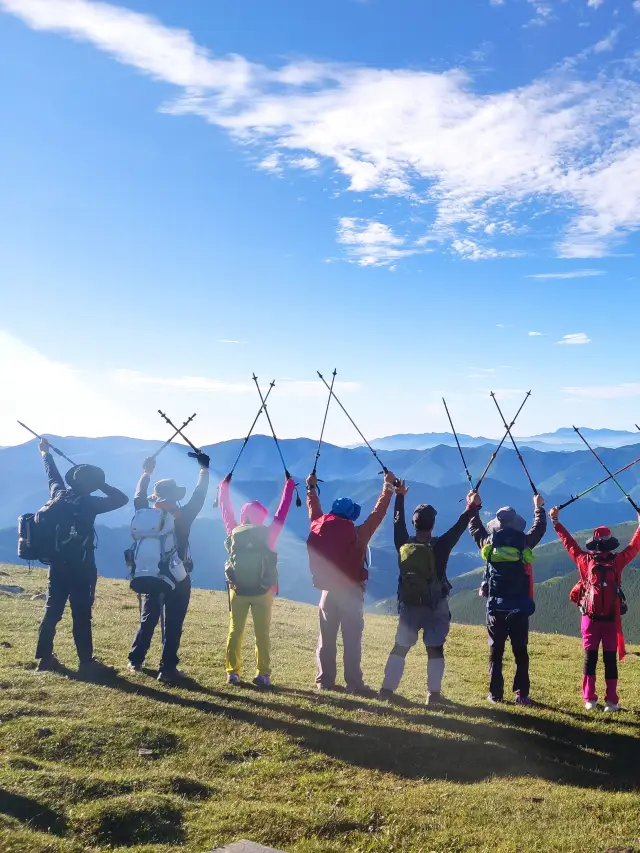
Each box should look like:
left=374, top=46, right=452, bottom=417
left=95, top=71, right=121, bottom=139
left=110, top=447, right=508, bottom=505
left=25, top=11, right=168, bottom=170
left=18, top=491, right=95, bottom=566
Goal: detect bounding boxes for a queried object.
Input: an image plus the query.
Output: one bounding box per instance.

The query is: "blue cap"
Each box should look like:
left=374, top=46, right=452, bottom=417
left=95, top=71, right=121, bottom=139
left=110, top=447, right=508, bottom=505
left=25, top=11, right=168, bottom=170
left=331, top=497, right=361, bottom=522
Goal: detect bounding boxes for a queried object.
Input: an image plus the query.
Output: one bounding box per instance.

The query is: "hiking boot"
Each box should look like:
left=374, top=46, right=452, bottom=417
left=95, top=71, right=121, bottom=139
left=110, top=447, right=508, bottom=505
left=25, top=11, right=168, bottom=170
left=584, top=700, right=598, bottom=711
left=253, top=674, right=272, bottom=689
left=426, top=691, right=446, bottom=707
left=127, top=661, right=142, bottom=674
left=604, top=701, right=621, bottom=713
left=487, top=694, right=504, bottom=704
left=316, top=683, right=339, bottom=692
left=78, top=659, right=115, bottom=678
left=515, top=693, right=534, bottom=707
left=347, top=685, right=377, bottom=699
left=157, top=668, right=185, bottom=685
left=226, top=673, right=240, bottom=685
left=379, top=688, right=397, bottom=703
left=35, top=654, right=64, bottom=674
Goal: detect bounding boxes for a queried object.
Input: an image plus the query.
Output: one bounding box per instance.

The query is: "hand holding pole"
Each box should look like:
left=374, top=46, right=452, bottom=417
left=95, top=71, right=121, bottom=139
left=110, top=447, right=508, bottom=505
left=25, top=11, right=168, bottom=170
left=17, top=420, right=77, bottom=466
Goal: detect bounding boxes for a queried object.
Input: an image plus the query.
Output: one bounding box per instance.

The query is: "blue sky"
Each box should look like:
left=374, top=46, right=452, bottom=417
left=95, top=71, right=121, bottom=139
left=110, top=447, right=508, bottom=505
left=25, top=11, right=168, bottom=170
left=1, top=0, right=640, bottom=448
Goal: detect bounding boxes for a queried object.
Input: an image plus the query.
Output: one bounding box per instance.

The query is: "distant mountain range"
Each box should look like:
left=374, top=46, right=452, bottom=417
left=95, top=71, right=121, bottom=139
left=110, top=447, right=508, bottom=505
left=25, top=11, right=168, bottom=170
left=1, top=432, right=640, bottom=606
left=370, top=427, right=640, bottom=452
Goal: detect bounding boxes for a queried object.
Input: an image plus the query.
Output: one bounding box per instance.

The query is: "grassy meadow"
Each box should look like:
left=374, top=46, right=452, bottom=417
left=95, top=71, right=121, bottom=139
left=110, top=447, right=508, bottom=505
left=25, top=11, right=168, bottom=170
left=1, top=563, right=640, bottom=853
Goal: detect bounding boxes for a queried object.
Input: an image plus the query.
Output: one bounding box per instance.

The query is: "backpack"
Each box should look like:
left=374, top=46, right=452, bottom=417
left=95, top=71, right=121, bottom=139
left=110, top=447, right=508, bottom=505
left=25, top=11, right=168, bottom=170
left=307, top=514, right=364, bottom=592
left=126, top=507, right=186, bottom=595
left=225, top=524, right=277, bottom=596
left=482, top=528, right=536, bottom=616
left=18, top=491, right=95, bottom=566
left=398, top=541, right=447, bottom=608
left=571, top=554, right=626, bottom=621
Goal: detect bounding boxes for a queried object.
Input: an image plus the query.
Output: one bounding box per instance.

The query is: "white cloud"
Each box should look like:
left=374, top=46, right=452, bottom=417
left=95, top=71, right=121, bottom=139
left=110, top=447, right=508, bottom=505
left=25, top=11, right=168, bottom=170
left=336, top=217, right=422, bottom=266
left=4, top=0, right=640, bottom=260
left=527, top=269, right=605, bottom=279
left=292, top=156, right=320, bottom=170
left=593, top=29, right=620, bottom=53
left=217, top=339, right=244, bottom=344
left=527, top=1, right=554, bottom=26
left=564, top=383, right=640, bottom=399
left=634, top=1, right=640, bottom=11
left=451, top=238, right=521, bottom=261
left=587, top=0, right=604, bottom=7
left=528, top=331, right=545, bottom=336
left=557, top=332, right=592, bottom=345
left=258, top=153, right=282, bottom=174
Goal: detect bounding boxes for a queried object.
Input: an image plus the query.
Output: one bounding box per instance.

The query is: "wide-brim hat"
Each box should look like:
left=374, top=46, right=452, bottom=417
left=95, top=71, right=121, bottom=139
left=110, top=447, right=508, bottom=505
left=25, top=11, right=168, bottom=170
left=486, top=506, right=526, bottom=534
left=586, top=526, right=620, bottom=552
left=150, top=478, right=187, bottom=504
left=65, top=464, right=105, bottom=494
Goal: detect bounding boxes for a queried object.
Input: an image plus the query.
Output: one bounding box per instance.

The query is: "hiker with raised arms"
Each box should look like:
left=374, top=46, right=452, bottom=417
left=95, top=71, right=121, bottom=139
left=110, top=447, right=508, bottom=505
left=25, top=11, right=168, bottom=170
left=127, top=451, right=210, bottom=683
left=468, top=492, right=547, bottom=705
left=379, top=484, right=482, bottom=706
left=33, top=438, right=129, bottom=675
left=549, top=505, right=640, bottom=712
left=218, top=472, right=296, bottom=688
left=306, top=468, right=397, bottom=696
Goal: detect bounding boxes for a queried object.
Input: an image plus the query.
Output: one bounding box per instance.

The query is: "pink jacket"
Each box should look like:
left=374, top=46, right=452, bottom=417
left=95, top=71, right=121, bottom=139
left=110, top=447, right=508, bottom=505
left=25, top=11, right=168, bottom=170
left=218, top=477, right=296, bottom=550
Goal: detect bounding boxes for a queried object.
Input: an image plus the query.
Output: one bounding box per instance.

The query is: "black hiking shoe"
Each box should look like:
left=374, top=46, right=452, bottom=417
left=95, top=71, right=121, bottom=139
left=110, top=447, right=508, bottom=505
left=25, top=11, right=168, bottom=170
left=78, top=659, right=116, bottom=679
left=35, top=654, right=64, bottom=673
left=379, top=688, right=411, bottom=707
left=157, top=668, right=185, bottom=685
left=347, top=685, right=377, bottom=699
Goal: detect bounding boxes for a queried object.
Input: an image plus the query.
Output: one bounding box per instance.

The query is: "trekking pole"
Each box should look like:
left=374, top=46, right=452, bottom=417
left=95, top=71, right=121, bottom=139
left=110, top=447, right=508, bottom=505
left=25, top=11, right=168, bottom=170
left=157, top=410, right=202, bottom=457
left=557, top=455, right=640, bottom=510
left=472, top=391, right=531, bottom=491
left=442, top=398, right=474, bottom=490
left=17, top=421, right=77, bottom=466
left=573, top=427, right=640, bottom=513
left=317, top=371, right=399, bottom=484
left=489, top=392, right=538, bottom=494
left=227, top=381, right=276, bottom=479
left=252, top=375, right=302, bottom=508
left=312, top=369, right=337, bottom=491
left=151, top=413, right=197, bottom=461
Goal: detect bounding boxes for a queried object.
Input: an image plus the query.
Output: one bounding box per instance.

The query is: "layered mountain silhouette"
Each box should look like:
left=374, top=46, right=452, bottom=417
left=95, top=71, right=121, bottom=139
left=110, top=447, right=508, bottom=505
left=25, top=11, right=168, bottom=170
left=1, top=432, right=639, bottom=606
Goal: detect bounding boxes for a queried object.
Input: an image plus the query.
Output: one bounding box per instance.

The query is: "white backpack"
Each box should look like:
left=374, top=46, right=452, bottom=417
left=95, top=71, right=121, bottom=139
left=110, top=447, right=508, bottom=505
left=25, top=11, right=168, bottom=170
left=127, top=507, right=187, bottom=595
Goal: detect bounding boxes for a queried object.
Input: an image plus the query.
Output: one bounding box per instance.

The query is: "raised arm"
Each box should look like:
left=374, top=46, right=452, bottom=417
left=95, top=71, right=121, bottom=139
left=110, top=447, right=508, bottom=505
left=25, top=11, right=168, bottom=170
left=268, top=476, right=296, bottom=548
left=356, top=471, right=396, bottom=546
left=181, top=454, right=211, bottom=525
left=306, top=473, right=323, bottom=522
left=218, top=476, right=238, bottom=535
left=468, top=493, right=490, bottom=550
left=134, top=458, right=154, bottom=511
left=435, top=496, right=481, bottom=562
left=550, top=508, right=588, bottom=572
left=90, top=483, right=129, bottom=515
left=39, top=439, right=65, bottom=498
left=524, top=495, right=547, bottom=549
left=393, top=489, right=409, bottom=551
left=614, top=517, right=640, bottom=570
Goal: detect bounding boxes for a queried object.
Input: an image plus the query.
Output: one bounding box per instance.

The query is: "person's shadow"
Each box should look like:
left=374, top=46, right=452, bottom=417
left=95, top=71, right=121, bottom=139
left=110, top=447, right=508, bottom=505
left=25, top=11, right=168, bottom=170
left=99, top=673, right=640, bottom=791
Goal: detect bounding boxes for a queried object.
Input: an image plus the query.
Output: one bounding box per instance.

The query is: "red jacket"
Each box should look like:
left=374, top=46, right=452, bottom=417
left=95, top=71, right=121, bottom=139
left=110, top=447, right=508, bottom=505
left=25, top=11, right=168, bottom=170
left=553, top=521, right=640, bottom=659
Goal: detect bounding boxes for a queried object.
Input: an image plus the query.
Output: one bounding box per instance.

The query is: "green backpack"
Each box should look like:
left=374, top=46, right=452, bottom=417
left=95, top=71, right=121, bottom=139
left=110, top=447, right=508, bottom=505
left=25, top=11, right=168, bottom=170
left=398, top=541, right=444, bottom=608
left=225, top=524, right=278, bottom=596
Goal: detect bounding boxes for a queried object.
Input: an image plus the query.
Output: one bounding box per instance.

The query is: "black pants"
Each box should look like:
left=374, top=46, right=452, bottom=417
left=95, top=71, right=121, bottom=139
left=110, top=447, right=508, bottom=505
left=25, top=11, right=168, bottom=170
left=487, top=612, right=530, bottom=700
left=35, top=562, right=96, bottom=663
left=129, top=575, right=191, bottom=672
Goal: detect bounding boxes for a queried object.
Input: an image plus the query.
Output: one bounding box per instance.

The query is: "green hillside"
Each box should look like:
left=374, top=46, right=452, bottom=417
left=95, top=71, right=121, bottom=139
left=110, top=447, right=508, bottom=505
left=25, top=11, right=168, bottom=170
left=2, top=563, right=640, bottom=853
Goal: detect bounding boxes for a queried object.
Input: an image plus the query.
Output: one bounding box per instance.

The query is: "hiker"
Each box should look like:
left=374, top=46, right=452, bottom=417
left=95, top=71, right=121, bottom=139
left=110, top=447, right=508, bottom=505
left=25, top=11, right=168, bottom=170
left=469, top=493, right=547, bottom=705
left=380, top=484, right=482, bottom=706
left=306, top=468, right=397, bottom=696
left=127, top=452, right=210, bottom=683
left=549, top=506, right=640, bottom=712
left=34, top=438, right=129, bottom=675
left=218, top=472, right=296, bottom=688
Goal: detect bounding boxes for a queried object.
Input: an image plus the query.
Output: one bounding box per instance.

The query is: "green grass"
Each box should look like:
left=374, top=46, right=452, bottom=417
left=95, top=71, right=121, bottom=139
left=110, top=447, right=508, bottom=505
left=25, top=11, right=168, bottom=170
left=1, top=563, right=640, bottom=853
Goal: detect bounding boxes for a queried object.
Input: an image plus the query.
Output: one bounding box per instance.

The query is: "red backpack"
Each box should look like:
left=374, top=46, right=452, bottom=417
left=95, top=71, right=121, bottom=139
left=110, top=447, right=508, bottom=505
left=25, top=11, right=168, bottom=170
left=307, top=514, right=365, bottom=592
left=570, top=555, right=624, bottom=620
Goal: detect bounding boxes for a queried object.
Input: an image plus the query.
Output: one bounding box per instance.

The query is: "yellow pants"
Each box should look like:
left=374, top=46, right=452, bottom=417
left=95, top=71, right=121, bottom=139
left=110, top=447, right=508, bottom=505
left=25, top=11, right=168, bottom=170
left=226, top=589, right=273, bottom=677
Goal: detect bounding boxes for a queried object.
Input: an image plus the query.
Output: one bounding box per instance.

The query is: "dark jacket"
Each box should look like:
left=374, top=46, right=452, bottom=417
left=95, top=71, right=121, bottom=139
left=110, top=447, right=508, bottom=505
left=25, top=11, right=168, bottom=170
left=394, top=493, right=479, bottom=601
left=134, top=469, right=209, bottom=562
left=43, top=452, right=129, bottom=566
left=468, top=507, right=547, bottom=552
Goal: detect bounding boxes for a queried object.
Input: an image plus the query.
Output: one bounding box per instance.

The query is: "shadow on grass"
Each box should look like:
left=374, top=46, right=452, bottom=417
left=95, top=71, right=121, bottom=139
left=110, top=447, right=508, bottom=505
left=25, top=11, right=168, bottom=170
left=0, top=788, right=68, bottom=835
left=99, top=673, right=640, bottom=791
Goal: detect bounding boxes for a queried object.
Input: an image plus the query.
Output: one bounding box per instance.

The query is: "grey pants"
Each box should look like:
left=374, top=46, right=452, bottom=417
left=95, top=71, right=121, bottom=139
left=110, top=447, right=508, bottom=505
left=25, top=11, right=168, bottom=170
left=316, top=586, right=365, bottom=691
